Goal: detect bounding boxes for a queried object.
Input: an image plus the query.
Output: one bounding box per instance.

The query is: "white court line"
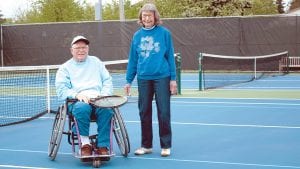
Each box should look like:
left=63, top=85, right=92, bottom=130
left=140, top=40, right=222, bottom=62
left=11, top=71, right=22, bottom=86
left=172, top=96, right=300, bottom=101
left=125, top=121, right=300, bottom=129
left=171, top=100, right=300, bottom=106
left=3, top=116, right=298, bottom=129
left=126, top=156, right=300, bottom=169
left=0, top=164, right=55, bottom=169
left=0, top=148, right=299, bottom=169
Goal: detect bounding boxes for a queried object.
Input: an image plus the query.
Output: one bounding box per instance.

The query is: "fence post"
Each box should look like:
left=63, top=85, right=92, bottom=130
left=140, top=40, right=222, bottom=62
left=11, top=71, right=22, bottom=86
left=175, top=53, right=181, bottom=95
left=287, top=52, right=290, bottom=74
left=198, top=53, right=204, bottom=91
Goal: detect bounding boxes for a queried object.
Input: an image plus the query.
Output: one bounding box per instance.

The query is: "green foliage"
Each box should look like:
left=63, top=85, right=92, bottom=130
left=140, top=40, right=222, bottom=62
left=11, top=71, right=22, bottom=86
left=102, top=0, right=120, bottom=20
left=0, top=10, right=6, bottom=24
left=101, top=0, right=140, bottom=20
left=275, top=0, right=285, bottom=13
left=151, top=0, right=186, bottom=18
left=14, top=0, right=94, bottom=24
left=245, top=0, right=278, bottom=15
left=180, top=0, right=209, bottom=17
left=124, top=0, right=141, bottom=19
left=8, top=0, right=281, bottom=24
left=124, top=0, right=279, bottom=18
left=206, top=0, right=252, bottom=16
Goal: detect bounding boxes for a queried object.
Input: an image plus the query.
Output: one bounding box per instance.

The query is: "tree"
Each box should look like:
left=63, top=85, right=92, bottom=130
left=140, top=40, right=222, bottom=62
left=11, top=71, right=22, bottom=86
left=102, top=0, right=120, bottom=20
left=275, top=0, right=285, bottom=13
left=0, top=10, right=6, bottom=24
left=206, top=0, right=252, bottom=16
left=101, top=0, right=140, bottom=20
left=126, top=0, right=278, bottom=18
left=10, top=0, right=281, bottom=24
left=245, top=0, right=278, bottom=15
left=14, top=0, right=94, bottom=24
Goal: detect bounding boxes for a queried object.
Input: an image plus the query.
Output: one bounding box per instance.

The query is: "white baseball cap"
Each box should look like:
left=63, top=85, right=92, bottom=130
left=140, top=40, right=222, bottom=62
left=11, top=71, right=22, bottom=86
left=71, top=35, right=89, bottom=46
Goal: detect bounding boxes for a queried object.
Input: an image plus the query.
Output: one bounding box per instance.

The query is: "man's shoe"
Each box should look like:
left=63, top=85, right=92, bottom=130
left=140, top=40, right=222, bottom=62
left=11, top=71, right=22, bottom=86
left=81, top=144, right=92, bottom=157
left=134, top=147, right=152, bottom=155
left=94, top=147, right=110, bottom=161
left=161, top=148, right=171, bottom=157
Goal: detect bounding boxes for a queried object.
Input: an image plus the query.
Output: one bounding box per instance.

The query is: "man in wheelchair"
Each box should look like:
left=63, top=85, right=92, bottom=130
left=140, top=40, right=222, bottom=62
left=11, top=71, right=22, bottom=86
left=55, top=35, right=113, bottom=159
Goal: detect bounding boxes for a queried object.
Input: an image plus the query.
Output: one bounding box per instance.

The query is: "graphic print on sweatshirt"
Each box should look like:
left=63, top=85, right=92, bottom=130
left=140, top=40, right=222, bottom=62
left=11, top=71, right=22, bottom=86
left=139, top=36, right=160, bottom=58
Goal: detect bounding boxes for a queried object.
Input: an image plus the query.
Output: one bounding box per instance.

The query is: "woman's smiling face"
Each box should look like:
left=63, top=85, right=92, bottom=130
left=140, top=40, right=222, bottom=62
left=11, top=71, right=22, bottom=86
left=141, top=11, right=155, bottom=28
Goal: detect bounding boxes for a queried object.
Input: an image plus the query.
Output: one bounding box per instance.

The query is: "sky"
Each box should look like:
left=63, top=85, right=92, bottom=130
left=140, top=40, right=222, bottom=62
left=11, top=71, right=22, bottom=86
left=0, top=0, right=139, bottom=19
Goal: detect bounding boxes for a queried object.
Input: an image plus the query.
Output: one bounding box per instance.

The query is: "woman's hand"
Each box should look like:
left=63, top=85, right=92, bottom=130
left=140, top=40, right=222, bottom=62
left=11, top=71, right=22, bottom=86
left=124, top=83, right=131, bottom=96
left=170, top=80, right=177, bottom=95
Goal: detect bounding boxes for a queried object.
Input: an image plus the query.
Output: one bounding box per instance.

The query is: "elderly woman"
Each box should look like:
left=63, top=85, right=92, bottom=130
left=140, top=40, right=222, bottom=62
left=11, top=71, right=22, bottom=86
left=124, top=3, right=177, bottom=157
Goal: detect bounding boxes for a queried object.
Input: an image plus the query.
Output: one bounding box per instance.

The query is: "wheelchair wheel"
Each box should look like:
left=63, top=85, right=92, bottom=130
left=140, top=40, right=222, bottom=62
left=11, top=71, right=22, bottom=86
left=48, top=103, right=67, bottom=160
left=112, top=107, right=130, bottom=157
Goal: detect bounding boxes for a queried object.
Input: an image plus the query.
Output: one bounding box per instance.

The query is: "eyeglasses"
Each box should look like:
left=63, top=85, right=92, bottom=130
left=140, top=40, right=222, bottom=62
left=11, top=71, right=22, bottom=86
left=72, top=46, right=88, bottom=50
left=142, top=14, right=154, bottom=19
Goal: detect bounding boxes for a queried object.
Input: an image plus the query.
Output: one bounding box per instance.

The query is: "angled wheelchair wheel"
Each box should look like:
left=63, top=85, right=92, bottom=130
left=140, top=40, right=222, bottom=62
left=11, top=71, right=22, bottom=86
left=112, top=107, right=130, bottom=157
left=48, top=103, right=67, bottom=160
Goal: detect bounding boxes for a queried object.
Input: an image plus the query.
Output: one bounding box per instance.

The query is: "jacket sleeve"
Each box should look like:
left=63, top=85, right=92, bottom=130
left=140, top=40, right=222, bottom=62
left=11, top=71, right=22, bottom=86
left=126, top=36, right=138, bottom=84
left=55, top=65, right=77, bottom=101
left=166, top=30, right=176, bottom=81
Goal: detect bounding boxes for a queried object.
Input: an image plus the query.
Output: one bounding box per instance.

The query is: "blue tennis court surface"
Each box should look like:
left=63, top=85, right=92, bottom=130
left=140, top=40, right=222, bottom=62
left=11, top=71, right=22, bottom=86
left=0, top=73, right=300, bottom=169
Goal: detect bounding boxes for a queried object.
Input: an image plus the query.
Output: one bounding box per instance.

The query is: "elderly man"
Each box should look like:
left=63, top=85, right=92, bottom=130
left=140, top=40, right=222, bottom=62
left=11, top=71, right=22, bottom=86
left=55, top=35, right=113, bottom=158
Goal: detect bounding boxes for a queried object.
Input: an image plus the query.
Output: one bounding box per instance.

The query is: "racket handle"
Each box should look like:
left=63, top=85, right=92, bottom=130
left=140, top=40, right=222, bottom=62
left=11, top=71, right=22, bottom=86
left=66, top=98, right=78, bottom=103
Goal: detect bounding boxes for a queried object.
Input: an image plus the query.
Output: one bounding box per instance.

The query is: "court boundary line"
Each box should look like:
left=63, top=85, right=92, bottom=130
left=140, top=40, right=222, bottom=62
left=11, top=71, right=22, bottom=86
left=126, top=156, right=300, bottom=169
left=5, top=117, right=298, bottom=129
left=171, top=97, right=300, bottom=101
left=1, top=96, right=300, bottom=102
left=0, top=148, right=299, bottom=169
left=1, top=96, right=300, bottom=101
left=125, top=121, right=300, bottom=129
left=171, top=100, right=300, bottom=106
left=0, top=164, right=55, bottom=169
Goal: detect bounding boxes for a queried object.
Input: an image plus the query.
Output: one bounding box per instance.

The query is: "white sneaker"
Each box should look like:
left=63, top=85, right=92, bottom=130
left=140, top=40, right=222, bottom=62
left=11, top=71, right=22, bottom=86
left=161, top=148, right=171, bottom=157
left=134, top=147, right=152, bottom=155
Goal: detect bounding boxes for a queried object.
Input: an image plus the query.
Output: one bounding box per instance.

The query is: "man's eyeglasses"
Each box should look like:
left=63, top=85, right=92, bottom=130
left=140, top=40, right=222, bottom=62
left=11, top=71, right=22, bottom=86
left=72, top=46, right=88, bottom=50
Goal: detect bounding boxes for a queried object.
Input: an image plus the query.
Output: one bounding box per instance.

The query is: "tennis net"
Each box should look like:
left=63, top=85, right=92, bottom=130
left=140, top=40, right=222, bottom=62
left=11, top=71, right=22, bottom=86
left=198, top=51, right=289, bottom=90
left=0, top=60, right=128, bottom=127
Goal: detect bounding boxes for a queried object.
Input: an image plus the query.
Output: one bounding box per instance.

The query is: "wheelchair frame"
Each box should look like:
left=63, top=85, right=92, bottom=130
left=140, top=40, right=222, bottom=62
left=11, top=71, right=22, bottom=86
left=48, top=100, right=130, bottom=167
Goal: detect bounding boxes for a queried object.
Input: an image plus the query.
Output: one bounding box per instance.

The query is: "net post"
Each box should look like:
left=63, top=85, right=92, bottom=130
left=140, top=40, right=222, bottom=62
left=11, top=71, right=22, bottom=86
left=198, top=53, right=204, bottom=91
left=254, top=58, right=257, bottom=79
left=46, top=67, right=51, bottom=113
left=287, top=52, right=290, bottom=74
left=1, top=24, right=3, bottom=67
left=175, top=53, right=181, bottom=95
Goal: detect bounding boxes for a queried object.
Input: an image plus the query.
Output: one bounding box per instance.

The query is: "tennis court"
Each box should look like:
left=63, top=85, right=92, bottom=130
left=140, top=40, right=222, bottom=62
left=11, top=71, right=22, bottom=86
left=0, top=72, right=299, bottom=169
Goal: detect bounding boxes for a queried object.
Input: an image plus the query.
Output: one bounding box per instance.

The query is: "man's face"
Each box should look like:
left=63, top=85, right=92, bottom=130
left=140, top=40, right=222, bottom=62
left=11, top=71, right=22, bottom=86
left=141, top=11, right=155, bottom=28
left=71, top=41, right=89, bottom=62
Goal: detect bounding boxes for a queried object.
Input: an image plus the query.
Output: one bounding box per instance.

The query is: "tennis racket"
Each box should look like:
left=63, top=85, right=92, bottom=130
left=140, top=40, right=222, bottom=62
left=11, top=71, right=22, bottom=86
left=89, top=95, right=128, bottom=108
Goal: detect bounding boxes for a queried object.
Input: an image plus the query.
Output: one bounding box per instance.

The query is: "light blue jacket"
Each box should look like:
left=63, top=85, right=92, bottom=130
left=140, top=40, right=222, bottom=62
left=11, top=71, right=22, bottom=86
left=55, top=55, right=113, bottom=101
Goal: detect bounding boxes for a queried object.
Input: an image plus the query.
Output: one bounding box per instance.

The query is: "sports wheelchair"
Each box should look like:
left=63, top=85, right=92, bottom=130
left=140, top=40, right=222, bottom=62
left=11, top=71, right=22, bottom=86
left=48, top=96, right=130, bottom=168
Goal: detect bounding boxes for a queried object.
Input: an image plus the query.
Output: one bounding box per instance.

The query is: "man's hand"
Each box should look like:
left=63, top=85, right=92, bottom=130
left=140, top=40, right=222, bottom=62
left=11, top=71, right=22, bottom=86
left=76, top=93, right=89, bottom=103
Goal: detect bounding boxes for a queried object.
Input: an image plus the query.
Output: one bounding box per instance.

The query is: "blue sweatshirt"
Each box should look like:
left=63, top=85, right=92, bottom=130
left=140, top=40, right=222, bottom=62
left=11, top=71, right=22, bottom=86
left=55, top=55, right=113, bottom=101
left=126, top=25, right=176, bottom=84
